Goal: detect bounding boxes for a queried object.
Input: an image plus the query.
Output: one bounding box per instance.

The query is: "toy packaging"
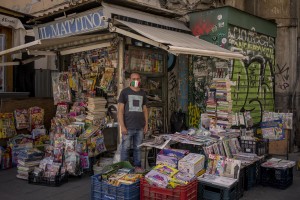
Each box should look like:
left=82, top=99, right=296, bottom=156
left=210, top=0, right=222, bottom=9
left=153, top=164, right=178, bottom=177
left=156, top=148, right=189, bottom=168
left=14, top=109, right=29, bottom=130
left=178, top=153, right=205, bottom=175
left=28, top=107, right=45, bottom=131
left=171, top=171, right=196, bottom=185
left=145, top=170, right=171, bottom=188
left=0, top=113, right=17, bottom=139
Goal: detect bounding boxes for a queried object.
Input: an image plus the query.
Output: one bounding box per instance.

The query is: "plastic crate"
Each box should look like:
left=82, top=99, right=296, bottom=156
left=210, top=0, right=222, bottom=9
left=140, top=178, right=198, bottom=200
left=91, top=174, right=140, bottom=200
left=28, top=171, right=69, bottom=187
left=244, top=163, right=256, bottom=191
left=254, top=157, right=265, bottom=184
left=198, top=181, right=237, bottom=200
left=261, top=166, right=293, bottom=189
left=236, top=167, right=245, bottom=199
left=240, top=139, right=269, bottom=156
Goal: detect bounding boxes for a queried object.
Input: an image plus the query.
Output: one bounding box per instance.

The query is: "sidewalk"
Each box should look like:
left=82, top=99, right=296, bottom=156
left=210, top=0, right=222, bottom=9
left=0, top=168, right=90, bottom=200
left=0, top=153, right=300, bottom=200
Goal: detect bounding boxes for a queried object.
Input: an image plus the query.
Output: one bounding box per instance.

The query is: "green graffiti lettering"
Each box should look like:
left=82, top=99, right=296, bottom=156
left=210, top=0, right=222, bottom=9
left=188, top=103, right=201, bottom=127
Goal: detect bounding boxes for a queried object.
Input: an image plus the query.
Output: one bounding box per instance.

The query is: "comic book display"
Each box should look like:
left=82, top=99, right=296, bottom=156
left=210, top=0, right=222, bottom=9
left=28, top=107, right=45, bottom=131
left=20, top=46, right=117, bottom=182
left=67, top=47, right=118, bottom=99
left=0, top=113, right=17, bottom=139
left=14, top=109, right=29, bottom=130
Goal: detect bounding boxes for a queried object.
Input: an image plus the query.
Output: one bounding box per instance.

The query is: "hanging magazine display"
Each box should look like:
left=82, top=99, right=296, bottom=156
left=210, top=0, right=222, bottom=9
left=263, top=111, right=293, bottom=130
left=52, top=72, right=72, bottom=105
left=260, top=120, right=285, bottom=140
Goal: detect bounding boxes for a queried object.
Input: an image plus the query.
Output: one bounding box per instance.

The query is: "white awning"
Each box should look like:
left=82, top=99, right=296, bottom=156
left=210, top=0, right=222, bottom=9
left=0, top=33, right=116, bottom=57
left=111, top=20, right=245, bottom=60
left=102, top=2, right=189, bottom=32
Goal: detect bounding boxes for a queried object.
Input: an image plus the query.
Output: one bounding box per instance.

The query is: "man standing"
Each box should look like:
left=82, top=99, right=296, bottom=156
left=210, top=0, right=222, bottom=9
left=117, top=73, right=148, bottom=170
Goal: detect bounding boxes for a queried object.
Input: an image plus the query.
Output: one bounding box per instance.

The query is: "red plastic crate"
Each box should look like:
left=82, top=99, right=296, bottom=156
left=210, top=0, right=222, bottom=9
left=140, top=178, right=198, bottom=200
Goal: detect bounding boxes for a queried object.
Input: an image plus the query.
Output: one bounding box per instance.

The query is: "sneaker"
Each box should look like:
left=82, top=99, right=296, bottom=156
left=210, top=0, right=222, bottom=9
left=134, top=166, right=145, bottom=174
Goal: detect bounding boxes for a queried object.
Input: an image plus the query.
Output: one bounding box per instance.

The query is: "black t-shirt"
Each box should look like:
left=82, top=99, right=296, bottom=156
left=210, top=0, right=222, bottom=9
left=118, top=87, right=148, bottom=129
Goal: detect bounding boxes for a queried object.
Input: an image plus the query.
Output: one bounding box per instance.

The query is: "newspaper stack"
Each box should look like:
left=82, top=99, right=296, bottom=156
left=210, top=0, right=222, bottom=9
left=206, top=87, right=217, bottom=121
left=214, top=78, right=232, bottom=129
left=261, top=158, right=296, bottom=169
left=86, top=97, right=107, bottom=122
left=16, top=148, right=44, bottom=180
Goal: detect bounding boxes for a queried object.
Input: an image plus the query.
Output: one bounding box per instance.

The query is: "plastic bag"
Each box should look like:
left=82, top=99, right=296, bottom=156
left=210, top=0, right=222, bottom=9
left=170, top=111, right=187, bottom=133
left=113, top=143, right=122, bottom=163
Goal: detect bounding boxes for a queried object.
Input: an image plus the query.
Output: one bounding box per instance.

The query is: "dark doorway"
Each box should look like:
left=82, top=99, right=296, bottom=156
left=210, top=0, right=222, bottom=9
left=13, top=36, right=35, bottom=97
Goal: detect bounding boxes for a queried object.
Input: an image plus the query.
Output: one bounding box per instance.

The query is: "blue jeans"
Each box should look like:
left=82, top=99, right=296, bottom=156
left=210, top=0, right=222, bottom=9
left=120, top=129, right=143, bottom=167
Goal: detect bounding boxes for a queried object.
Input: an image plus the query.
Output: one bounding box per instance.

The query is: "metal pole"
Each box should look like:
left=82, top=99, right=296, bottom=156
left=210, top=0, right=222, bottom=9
left=117, top=36, right=124, bottom=145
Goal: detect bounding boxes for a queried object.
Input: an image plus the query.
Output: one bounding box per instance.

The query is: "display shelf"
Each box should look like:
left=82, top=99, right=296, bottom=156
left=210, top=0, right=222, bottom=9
left=126, top=45, right=168, bottom=134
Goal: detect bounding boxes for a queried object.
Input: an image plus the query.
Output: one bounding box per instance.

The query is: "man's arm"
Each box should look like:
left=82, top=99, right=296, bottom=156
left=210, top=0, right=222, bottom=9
left=118, top=103, right=127, bottom=134
left=143, top=105, right=148, bottom=133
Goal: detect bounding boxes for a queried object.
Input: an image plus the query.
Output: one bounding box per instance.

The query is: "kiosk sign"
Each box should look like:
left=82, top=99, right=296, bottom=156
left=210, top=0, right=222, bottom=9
left=36, top=8, right=107, bottom=39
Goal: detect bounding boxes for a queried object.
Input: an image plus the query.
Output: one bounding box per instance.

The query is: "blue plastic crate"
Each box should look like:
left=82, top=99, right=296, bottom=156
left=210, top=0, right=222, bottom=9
left=198, top=181, right=237, bottom=200
left=91, top=174, right=140, bottom=200
left=91, top=174, right=102, bottom=200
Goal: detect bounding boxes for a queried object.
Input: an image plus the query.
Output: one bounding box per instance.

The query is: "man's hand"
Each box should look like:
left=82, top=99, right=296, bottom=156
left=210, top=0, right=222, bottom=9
left=121, top=126, right=128, bottom=135
left=143, top=125, right=148, bottom=134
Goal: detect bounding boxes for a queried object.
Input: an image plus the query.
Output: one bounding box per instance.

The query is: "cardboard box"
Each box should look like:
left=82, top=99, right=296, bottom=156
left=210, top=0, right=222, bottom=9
left=178, top=153, right=205, bottom=174
left=156, top=149, right=189, bottom=168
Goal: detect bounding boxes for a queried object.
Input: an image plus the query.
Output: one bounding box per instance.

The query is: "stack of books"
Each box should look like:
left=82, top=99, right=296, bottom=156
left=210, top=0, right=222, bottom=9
left=86, top=97, right=107, bottom=121
left=206, top=88, right=217, bottom=122
left=16, top=148, right=44, bottom=180
left=214, top=78, right=233, bottom=129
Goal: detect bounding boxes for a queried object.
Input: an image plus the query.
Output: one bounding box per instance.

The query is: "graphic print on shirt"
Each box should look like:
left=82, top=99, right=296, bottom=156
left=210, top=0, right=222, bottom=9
left=128, top=95, right=143, bottom=112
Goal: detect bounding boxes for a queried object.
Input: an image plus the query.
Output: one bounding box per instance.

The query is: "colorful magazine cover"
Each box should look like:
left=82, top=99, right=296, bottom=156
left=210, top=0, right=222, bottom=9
left=215, top=155, right=226, bottom=176
left=14, top=109, right=29, bottom=130
left=261, top=120, right=285, bottom=140
left=222, top=140, right=232, bottom=158
left=218, top=141, right=226, bottom=156
left=223, top=158, right=241, bottom=179
left=213, top=143, right=220, bottom=155
left=206, top=154, right=215, bottom=174
left=28, top=107, right=44, bottom=131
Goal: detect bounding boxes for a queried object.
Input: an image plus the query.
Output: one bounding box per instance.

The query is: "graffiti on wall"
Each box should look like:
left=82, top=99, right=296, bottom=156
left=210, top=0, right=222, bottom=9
left=188, top=102, right=201, bottom=127
left=178, top=55, right=189, bottom=112
left=228, top=26, right=275, bottom=59
left=275, top=63, right=290, bottom=91
left=228, top=25, right=275, bottom=124
left=190, top=12, right=227, bottom=48
left=164, top=0, right=226, bottom=12
left=187, top=54, right=230, bottom=127
left=189, top=22, right=276, bottom=126
left=192, top=19, right=216, bottom=37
